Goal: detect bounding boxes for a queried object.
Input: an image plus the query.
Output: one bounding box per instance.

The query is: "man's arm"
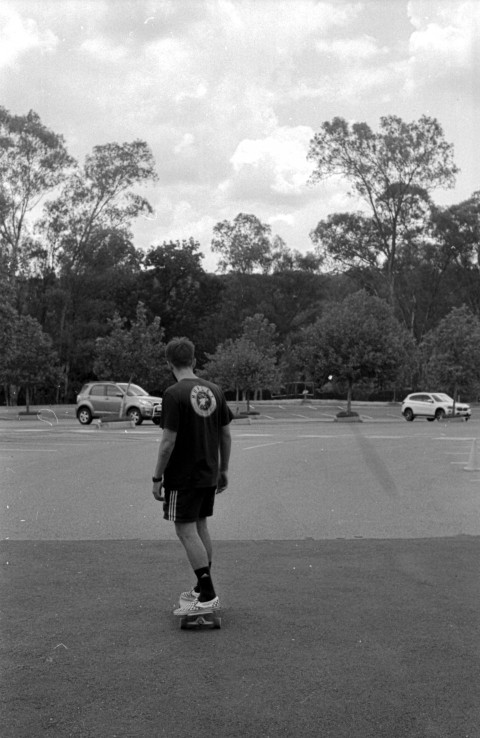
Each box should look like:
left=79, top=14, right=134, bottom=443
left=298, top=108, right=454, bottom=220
left=152, top=428, right=177, bottom=501
left=217, top=424, right=232, bottom=493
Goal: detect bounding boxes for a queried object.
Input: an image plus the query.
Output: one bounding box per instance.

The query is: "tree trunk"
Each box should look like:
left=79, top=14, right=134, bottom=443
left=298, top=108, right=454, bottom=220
left=9, top=384, right=18, bottom=406
left=346, top=380, right=353, bottom=414
left=25, top=386, right=30, bottom=413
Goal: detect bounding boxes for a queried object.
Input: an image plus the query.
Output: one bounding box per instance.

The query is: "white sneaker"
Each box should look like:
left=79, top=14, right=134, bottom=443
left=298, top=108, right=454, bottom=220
left=179, top=587, right=200, bottom=603
left=174, top=596, right=220, bottom=617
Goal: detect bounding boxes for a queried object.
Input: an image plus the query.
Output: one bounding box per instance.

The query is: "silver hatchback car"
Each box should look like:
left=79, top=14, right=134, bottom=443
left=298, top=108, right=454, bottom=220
left=401, top=392, right=471, bottom=422
left=76, top=382, right=162, bottom=425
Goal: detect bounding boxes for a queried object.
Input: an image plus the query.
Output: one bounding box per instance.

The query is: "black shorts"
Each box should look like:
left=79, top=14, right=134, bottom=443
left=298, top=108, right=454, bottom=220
left=163, top=486, right=216, bottom=523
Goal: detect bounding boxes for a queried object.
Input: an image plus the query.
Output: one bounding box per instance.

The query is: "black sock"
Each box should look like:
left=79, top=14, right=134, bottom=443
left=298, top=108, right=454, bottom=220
left=194, top=566, right=216, bottom=602
left=194, top=562, right=212, bottom=594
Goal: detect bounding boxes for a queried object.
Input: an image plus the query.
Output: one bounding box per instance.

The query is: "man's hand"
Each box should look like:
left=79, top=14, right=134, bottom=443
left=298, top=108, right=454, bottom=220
left=152, top=480, right=165, bottom=502
left=216, top=470, right=229, bottom=494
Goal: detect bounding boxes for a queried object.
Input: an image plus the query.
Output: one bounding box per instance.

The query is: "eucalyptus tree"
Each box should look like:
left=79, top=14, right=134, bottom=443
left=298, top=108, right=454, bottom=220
left=211, top=213, right=272, bottom=274
left=0, top=106, right=73, bottom=277
left=308, top=115, right=458, bottom=304
left=38, top=140, right=157, bottom=394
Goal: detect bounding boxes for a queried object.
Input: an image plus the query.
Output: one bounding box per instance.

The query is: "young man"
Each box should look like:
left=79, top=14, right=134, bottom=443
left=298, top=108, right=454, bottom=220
left=152, top=337, right=232, bottom=616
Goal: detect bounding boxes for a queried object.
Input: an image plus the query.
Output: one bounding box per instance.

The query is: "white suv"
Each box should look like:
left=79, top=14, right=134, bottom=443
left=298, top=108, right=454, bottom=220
left=401, top=392, right=471, bottom=422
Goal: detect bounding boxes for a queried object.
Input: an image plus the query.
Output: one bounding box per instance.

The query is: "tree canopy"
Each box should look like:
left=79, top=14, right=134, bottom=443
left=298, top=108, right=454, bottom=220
left=2, top=106, right=480, bottom=406
left=421, top=305, right=480, bottom=399
left=93, top=302, right=169, bottom=391
left=296, top=290, right=415, bottom=411
left=0, top=106, right=74, bottom=276
left=211, top=213, right=273, bottom=274
left=308, top=115, right=458, bottom=302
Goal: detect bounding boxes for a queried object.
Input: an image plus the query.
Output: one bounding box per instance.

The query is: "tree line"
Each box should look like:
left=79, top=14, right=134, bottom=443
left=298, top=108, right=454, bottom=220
left=1, top=106, right=480, bottom=407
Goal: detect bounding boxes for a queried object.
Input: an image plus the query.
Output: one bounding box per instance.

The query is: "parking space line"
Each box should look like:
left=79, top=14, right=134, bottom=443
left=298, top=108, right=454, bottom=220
left=243, top=442, right=285, bottom=450
left=0, top=448, right=58, bottom=452
left=436, top=437, right=476, bottom=441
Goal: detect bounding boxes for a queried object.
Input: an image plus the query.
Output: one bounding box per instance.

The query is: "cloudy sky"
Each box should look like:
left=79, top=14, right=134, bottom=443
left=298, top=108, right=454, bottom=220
left=1, top=0, right=479, bottom=270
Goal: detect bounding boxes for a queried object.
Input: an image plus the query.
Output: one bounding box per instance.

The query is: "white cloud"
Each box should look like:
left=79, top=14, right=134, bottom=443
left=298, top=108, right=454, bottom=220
left=0, top=0, right=478, bottom=264
left=227, top=126, right=315, bottom=201
left=0, top=6, right=57, bottom=68
left=315, top=35, right=389, bottom=60
left=80, top=37, right=128, bottom=63
left=406, top=1, right=480, bottom=89
left=174, top=133, right=195, bottom=154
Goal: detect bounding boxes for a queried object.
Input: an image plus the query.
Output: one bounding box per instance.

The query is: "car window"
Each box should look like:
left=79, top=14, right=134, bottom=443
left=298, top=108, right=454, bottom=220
left=106, top=384, right=123, bottom=397
left=117, top=383, right=148, bottom=397
left=90, top=385, right=105, bottom=396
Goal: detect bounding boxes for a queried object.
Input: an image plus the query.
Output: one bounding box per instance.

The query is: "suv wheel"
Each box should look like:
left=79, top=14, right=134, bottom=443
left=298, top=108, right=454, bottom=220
left=435, top=408, right=446, bottom=421
left=77, top=406, right=92, bottom=425
left=403, top=408, right=414, bottom=421
left=127, top=407, right=143, bottom=425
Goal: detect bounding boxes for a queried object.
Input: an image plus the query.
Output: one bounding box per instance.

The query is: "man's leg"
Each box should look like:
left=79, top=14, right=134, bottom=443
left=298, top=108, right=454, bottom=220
left=196, top=518, right=212, bottom=564
left=175, top=521, right=216, bottom=602
left=175, top=521, right=209, bottom=570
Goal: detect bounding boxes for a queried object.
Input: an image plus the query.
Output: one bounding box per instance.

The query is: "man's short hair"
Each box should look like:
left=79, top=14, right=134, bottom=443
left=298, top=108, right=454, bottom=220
left=166, top=337, right=195, bottom=368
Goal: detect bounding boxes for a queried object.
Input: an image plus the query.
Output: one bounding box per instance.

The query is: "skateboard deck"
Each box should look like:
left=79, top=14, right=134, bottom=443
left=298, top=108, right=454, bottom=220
left=175, top=598, right=222, bottom=629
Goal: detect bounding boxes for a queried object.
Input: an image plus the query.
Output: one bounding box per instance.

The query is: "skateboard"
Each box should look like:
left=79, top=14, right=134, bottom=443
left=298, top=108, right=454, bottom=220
left=175, top=598, right=222, bottom=630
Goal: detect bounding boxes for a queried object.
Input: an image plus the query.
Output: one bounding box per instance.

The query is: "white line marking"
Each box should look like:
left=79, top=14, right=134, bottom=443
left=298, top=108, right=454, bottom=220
left=0, top=448, right=58, bottom=452
left=298, top=434, right=352, bottom=439
left=436, top=437, right=476, bottom=441
left=243, top=442, right=284, bottom=450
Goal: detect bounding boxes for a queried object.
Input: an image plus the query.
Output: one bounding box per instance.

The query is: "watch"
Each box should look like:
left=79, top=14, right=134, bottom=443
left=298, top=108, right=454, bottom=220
left=152, top=476, right=163, bottom=483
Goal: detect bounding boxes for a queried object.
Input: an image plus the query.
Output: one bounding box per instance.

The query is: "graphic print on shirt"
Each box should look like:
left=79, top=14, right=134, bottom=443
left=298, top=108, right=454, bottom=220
left=190, top=384, right=217, bottom=417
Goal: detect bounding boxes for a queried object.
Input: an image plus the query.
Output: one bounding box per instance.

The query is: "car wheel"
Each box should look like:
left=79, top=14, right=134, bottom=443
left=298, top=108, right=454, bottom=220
left=152, top=417, right=161, bottom=425
left=435, top=408, right=446, bottom=421
left=465, top=416, right=470, bottom=421
left=77, top=406, right=92, bottom=425
left=403, top=408, right=414, bottom=421
left=127, top=407, right=143, bottom=425
left=427, top=417, right=435, bottom=422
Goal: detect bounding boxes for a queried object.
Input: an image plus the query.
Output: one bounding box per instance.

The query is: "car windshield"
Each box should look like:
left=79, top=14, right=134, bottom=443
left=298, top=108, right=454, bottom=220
left=117, top=383, right=148, bottom=397
left=432, top=393, right=452, bottom=402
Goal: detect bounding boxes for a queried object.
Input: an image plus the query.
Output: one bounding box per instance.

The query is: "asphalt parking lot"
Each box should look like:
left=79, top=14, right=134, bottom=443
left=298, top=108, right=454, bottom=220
left=1, top=404, right=479, bottom=541
left=1, top=404, right=480, bottom=736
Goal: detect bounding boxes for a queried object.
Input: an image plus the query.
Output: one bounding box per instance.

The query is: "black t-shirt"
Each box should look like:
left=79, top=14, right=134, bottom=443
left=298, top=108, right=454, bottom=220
left=161, top=377, right=232, bottom=488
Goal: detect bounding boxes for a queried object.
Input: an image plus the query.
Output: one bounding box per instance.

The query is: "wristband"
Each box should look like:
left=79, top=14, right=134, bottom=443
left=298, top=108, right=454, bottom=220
left=152, top=476, right=163, bottom=483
